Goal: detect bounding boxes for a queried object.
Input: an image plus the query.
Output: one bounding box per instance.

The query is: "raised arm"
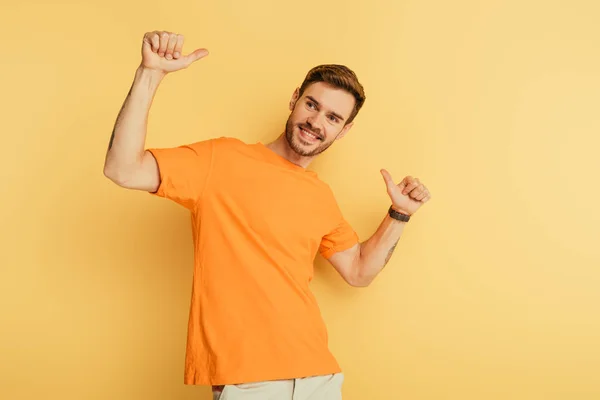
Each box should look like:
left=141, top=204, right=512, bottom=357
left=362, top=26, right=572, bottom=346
left=103, top=30, right=209, bottom=191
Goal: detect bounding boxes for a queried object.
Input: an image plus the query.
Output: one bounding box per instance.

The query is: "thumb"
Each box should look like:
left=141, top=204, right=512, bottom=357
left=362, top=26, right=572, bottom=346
left=380, top=169, right=395, bottom=189
left=182, top=48, right=209, bottom=65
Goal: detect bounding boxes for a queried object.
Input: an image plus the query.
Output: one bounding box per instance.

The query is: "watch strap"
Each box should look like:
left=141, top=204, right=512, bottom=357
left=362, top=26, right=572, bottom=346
left=388, top=206, right=411, bottom=222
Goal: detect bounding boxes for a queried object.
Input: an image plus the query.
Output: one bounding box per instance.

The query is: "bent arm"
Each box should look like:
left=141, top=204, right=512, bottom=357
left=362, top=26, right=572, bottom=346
left=103, top=66, right=166, bottom=192
left=327, top=210, right=407, bottom=287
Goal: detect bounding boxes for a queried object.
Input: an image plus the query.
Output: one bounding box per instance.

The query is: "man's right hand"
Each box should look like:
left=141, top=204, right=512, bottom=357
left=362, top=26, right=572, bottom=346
left=141, top=31, right=209, bottom=74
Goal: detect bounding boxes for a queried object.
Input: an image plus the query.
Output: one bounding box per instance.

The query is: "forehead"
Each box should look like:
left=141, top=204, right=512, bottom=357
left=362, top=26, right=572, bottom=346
left=301, top=82, right=355, bottom=119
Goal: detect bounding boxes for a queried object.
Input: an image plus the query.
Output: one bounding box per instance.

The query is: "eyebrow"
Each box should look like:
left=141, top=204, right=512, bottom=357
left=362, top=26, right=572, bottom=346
left=306, top=96, right=346, bottom=122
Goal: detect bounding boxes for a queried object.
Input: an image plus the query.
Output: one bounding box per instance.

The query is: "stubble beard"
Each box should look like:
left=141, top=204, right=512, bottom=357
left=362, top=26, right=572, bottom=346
left=284, top=116, right=336, bottom=157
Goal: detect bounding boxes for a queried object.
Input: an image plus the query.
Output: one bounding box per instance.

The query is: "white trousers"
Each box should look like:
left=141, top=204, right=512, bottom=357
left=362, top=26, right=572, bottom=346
left=212, top=373, right=344, bottom=400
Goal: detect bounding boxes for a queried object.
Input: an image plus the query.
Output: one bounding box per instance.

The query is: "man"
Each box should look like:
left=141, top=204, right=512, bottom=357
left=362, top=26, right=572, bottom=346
left=103, top=31, right=431, bottom=400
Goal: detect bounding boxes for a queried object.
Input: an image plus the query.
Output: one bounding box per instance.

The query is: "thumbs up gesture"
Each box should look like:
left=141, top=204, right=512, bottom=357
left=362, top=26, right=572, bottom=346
left=380, top=169, right=431, bottom=216
left=140, top=31, right=209, bottom=74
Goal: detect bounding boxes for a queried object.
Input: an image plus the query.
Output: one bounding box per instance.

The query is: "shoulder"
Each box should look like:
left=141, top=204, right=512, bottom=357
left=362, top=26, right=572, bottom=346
left=308, top=175, right=340, bottom=205
left=184, top=136, right=248, bottom=156
left=187, top=136, right=244, bottom=148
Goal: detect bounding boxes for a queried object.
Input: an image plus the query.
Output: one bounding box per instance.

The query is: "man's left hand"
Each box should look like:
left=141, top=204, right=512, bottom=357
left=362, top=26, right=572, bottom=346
left=381, top=169, right=432, bottom=216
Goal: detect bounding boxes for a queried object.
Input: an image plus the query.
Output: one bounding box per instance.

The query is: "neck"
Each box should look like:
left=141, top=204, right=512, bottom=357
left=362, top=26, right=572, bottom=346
left=265, top=133, right=315, bottom=169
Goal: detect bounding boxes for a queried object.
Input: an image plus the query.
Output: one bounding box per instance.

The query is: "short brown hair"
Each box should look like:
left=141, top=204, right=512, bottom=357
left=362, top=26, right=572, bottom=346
left=298, top=64, right=366, bottom=125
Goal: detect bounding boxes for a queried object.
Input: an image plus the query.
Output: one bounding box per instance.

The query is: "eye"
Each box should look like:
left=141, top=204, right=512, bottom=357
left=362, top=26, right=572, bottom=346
left=306, top=101, right=316, bottom=109
left=328, top=115, right=339, bottom=123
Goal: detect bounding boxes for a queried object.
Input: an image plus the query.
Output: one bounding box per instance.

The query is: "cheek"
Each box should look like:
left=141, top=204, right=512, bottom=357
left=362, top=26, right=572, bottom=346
left=289, top=110, right=304, bottom=125
left=325, top=126, right=340, bottom=139
left=322, top=129, right=334, bottom=142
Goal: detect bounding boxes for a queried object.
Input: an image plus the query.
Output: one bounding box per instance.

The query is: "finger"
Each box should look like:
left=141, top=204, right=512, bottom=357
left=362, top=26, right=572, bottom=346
left=165, top=33, right=178, bottom=60
left=150, top=31, right=160, bottom=52
left=173, top=34, right=184, bottom=59
left=142, top=32, right=151, bottom=50
left=407, top=185, right=423, bottom=197
left=402, top=177, right=418, bottom=195
left=412, top=187, right=428, bottom=201
left=397, top=177, right=408, bottom=193
left=158, top=31, right=170, bottom=57
left=143, top=31, right=159, bottom=52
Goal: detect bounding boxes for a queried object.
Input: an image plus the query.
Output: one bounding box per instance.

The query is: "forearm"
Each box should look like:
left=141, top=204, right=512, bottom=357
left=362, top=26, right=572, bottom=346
left=355, top=209, right=407, bottom=286
left=103, top=66, right=165, bottom=179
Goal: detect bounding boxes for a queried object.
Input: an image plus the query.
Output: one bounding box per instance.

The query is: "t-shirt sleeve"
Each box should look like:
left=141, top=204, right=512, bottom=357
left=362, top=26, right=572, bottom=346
left=146, top=139, right=215, bottom=210
left=319, top=209, right=359, bottom=259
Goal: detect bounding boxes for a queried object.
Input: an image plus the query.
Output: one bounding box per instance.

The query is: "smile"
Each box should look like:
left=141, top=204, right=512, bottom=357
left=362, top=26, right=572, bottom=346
left=299, top=127, right=322, bottom=142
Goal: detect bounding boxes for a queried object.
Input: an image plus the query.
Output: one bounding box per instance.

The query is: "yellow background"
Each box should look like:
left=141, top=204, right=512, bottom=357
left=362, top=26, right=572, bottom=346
left=1, top=0, right=599, bottom=399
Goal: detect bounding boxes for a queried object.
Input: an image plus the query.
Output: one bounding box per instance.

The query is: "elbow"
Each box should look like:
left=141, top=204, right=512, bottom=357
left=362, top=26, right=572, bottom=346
left=103, top=164, right=115, bottom=181
left=349, top=250, right=372, bottom=287
left=103, top=162, right=129, bottom=187
left=349, top=268, right=373, bottom=288
left=103, top=163, right=120, bottom=183
left=103, top=151, right=147, bottom=187
left=350, top=277, right=373, bottom=287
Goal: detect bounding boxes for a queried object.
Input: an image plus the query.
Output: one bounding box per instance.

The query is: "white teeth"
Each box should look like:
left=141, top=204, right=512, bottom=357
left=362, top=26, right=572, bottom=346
left=301, top=128, right=318, bottom=140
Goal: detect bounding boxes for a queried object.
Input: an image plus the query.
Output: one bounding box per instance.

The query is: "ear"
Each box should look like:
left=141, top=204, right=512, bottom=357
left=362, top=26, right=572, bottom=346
left=335, top=122, right=354, bottom=140
left=289, top=88, right=300, bottom=111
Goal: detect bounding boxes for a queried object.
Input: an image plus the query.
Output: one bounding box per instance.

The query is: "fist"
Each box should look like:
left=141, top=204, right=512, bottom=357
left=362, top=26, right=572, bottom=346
left=141, top=31, right=209, bottom=74
left=381, top=169, right=431, bottom=216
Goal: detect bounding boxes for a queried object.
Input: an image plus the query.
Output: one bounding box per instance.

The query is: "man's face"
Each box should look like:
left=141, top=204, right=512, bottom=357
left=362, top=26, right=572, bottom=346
left=285, top=82, right=355, bottom=157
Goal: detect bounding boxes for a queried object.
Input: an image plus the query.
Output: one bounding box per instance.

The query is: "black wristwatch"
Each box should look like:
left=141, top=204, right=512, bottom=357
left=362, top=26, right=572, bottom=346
left=388, top=206, right=411, bottom=222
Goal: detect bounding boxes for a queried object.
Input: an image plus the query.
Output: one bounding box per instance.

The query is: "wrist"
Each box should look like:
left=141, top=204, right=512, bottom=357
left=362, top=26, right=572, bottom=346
left=388, top=205, right=411, bottom=223
left=390, top=205, right=411, bottom=216
left=135, top=65, right=167, bottom=84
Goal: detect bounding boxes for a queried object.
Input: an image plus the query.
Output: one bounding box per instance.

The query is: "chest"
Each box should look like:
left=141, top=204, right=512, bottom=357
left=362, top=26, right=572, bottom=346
left=205, top=162, right=334, bottom=245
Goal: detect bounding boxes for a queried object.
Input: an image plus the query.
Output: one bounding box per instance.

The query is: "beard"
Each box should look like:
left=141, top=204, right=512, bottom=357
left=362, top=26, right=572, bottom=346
left=284, top=116, right=337, bottom=157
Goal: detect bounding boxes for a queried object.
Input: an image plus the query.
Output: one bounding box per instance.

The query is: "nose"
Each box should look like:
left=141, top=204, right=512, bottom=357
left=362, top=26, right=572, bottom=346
left=306, top=113, right=324, bottom=133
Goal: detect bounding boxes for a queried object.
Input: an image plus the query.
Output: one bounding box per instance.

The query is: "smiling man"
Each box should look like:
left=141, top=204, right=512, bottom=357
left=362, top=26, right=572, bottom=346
left=103, top=31, right=431, bottom=400
left=281, top=79, right=356, bottom=159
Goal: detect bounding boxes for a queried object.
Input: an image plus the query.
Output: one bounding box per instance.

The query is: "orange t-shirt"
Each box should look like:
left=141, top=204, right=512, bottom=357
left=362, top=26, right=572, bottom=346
left=147, top=137, right=359, bottom=386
